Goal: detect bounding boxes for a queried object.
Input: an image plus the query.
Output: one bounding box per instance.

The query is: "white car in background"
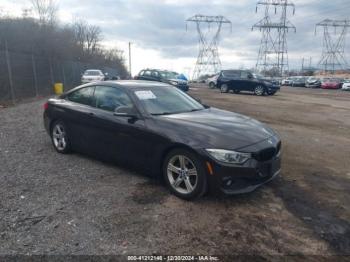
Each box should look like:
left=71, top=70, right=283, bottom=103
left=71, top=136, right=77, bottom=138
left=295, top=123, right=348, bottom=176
left=341, top=79, right=350, bottom=91
left=81, top=69, right=106, bottom=83
left=206, top=74, right=219, bottom=89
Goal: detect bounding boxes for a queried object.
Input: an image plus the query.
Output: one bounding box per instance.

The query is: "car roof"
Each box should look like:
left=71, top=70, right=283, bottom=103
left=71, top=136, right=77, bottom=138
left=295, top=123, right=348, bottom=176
left=103, top=80, right=171, bottom=89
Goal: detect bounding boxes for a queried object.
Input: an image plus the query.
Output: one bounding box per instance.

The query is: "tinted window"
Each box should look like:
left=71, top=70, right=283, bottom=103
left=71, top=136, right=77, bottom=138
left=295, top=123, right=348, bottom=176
left=151, top=71, right=159, bottom=77
left=67, top=86, right=95, bottom=105
left=94, top=86, right=133, bottom=112
left=143, top=71, right=152, bottom=76
left=222, top=70, right=240, bottom=78
left=159, top=71, right=178, bottom=79
left=240, top=71, right=251, bottom=79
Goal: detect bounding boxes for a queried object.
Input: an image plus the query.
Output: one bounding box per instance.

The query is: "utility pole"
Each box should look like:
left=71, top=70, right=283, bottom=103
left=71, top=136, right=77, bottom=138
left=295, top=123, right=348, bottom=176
left=301, top=57, right=304, bottom=73
left=315, top=19, right=350, bottom=74
left=186, top=14, right=231, bottom=80
left=5, top=39, right=15, bottom=104
left=128, top=42, right=132, bottom=79
left=253, top=0, right=296, bottom=77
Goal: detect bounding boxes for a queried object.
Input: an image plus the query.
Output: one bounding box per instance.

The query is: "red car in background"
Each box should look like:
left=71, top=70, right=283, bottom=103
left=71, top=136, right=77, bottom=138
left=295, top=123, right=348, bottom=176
left=321, top=78, right=342, bottom=89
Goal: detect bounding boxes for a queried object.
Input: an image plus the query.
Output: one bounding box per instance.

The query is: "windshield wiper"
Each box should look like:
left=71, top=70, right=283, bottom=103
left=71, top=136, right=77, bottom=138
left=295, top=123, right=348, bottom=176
left=151, top=112, right=173, bottom=116
left=190, top=108, right=204, bottom=112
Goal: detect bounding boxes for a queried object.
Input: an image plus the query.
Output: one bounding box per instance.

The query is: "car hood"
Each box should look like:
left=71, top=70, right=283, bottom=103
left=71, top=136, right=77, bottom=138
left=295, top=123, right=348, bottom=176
left=154, top=108, right=276, bottom=150
left=168, top=78, right=188, bottom=84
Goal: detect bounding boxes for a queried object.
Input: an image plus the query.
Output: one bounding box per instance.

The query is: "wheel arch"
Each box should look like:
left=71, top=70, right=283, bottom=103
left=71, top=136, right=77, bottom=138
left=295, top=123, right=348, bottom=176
left=159, top=143, right=201, bottom=174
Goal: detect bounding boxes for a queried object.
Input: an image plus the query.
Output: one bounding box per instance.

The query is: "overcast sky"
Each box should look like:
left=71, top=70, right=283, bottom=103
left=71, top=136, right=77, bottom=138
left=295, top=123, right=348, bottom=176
left=1, top=0, right=350, bottom=77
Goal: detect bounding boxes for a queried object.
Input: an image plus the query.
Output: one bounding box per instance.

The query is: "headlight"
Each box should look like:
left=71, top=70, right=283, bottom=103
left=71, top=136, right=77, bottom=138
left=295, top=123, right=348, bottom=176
left=169, top=80, right=178, bottom=86
left=206, top=149, right=251, bottom=165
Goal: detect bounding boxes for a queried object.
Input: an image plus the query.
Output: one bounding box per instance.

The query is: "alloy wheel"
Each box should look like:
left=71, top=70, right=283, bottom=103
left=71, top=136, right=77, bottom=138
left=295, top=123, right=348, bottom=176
left=167, top=155, right=198, bottom=194
left=220, top=84, right=228, bottom=93
left=254, top=85, right=265, bottom=96
left=52, top=124, right=67, bottom=151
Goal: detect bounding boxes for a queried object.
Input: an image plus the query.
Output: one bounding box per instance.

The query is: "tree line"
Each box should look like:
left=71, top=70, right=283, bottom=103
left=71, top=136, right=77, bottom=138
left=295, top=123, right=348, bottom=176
left=0, top=0, right=128, bottom=78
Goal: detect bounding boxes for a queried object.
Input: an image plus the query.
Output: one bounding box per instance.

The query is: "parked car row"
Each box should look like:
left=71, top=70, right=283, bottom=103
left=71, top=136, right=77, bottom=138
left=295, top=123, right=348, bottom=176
left=281, top=76, right=350, bottom=90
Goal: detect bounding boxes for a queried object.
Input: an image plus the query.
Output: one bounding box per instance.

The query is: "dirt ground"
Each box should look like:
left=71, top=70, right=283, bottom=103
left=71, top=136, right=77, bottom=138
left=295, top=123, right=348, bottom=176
left=0, top=85, right=349, bottom=259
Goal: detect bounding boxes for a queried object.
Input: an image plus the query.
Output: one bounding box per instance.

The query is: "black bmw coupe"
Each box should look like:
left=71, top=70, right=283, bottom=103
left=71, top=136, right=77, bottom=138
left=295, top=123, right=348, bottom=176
left=44, top=81, right=281, bottom=200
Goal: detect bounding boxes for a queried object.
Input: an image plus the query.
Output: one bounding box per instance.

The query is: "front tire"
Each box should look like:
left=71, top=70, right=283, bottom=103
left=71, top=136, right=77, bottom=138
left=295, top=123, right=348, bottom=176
left=163, top=149, right=207, bottom=200
left=220, top=84, right=229, bottom=93
left=51, top=120, right=71, bottom=154
left=254, top=85, right=265, bottom=96
left=209, top=82, right=216, bottom=89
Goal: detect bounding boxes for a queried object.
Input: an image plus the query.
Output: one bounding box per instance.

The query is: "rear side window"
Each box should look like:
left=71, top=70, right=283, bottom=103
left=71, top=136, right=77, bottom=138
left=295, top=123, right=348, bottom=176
left=94, top=86, right=133, bottom=112
left=67, top=86, right=95, bottom=106
left=143, top=71, right=152, bottom=76
left=222, top=70, right=240, bottom=78
left=240, top=71, right=249, bottom=79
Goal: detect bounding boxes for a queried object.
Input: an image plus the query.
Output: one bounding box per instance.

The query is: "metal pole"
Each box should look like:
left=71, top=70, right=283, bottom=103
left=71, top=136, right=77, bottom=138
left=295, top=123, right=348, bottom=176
left=61, top=62, right=66, bottom=89
left=31, top=53, right=39, bottom=97
left=128, top=42, right=132, bottom=79
left=49, top=57, right=54, bottom=86
left=5, top=40, right=15, bottom=104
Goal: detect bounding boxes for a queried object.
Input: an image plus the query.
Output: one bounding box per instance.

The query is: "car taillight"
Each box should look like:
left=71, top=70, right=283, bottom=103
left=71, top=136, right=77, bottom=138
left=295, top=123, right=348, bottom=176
left=43, top=102, right=49, bottom=111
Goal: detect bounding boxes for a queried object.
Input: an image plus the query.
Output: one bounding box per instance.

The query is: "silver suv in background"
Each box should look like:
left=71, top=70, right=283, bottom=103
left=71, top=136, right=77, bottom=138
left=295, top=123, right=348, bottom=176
left=206, top=74, right=219, bottom=89
left=81, top=69, right=106, bottom=83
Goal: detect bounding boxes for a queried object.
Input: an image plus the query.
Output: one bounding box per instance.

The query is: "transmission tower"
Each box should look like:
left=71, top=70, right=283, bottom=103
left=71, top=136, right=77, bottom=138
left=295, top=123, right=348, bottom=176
left=186, top=14, right=231, bottom=80
left=315, top=19, right=350, bottom=73
left=252, top=0, right=296, bottom=77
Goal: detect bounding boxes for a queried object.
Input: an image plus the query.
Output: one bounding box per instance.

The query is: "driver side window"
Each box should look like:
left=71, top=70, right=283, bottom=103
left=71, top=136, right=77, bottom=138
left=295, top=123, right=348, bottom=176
left=93, top=86, right=133, bottom=112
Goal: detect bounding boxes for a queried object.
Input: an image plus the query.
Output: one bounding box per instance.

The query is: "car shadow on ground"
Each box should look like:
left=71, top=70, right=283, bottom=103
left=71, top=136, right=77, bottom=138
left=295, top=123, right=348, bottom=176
left=269, top=175, right=350, bottom=255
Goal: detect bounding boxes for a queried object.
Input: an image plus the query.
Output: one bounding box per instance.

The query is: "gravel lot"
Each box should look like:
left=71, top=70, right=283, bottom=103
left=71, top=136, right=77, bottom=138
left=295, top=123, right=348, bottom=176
left=0, top=85, right=349, bottom=258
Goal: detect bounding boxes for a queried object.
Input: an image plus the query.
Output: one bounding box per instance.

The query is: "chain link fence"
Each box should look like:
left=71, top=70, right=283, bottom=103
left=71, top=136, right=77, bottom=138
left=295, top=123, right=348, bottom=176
left=0, top=50, right=120, bottom=104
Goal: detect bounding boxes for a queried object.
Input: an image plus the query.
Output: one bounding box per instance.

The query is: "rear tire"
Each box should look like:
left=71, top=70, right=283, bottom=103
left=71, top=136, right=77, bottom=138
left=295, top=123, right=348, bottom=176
left=220, top=84, right=229, bottom=93
left=209, top=82, right=216, bottom=89
left=51, top=120, right=71, bottom=154
left=163, top=148, right=207, bottom=200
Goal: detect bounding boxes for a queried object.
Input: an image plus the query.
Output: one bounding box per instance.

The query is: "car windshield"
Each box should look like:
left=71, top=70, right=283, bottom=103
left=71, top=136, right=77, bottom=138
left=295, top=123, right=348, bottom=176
left=84, top=70, right=101, bottom=76
left=134, top=86, right=205, bottom=115
left=159, top=71, right=178, bottom=80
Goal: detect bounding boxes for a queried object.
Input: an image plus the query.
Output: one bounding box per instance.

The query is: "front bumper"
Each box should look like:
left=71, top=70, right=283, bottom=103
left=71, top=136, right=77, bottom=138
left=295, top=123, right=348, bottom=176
left=267, top=85, right=280, bottom=92
left=203, top=136, right=282, bottom=195
left=306, top=83, right=321, bottom=88
left=177, top=84, right=189, bottom=92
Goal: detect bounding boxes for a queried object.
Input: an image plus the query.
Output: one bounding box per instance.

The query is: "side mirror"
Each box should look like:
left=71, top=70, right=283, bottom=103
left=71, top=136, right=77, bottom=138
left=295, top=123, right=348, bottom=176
left=114, top=106, right=138, bottom=118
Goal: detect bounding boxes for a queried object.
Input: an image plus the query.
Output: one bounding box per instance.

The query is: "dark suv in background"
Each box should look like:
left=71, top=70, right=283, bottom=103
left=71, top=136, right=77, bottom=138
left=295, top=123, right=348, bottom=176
left=217, top=70, right=280, bottom=96
left=135, top=69, right=189, bottom=92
